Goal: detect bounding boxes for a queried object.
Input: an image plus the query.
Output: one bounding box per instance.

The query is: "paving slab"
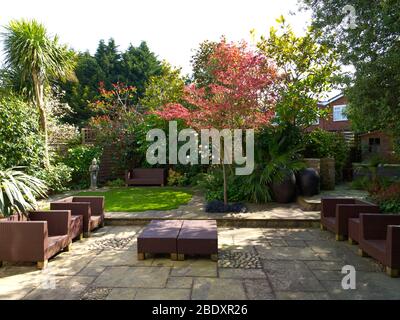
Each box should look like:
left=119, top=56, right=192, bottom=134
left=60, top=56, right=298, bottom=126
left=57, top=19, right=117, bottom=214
left=23, top=276, right=95, bottom=300
left=93, top=266, right=170, bottom=288
left=276, top=291, right=331, bottom=300
left=192, top=278, right=247, bottom=300
left=171, top=259, right=217, bottom=277
left=86, top=250, right=153, bottom=267
left=78, top=266, right=106, bottom=276
left=166, top=277, right=193, bottom=289
left=305, top=261, right=346, bottom=271
left=262, top=260, right=326, bottom=292
left=256, top=246, right=319, bottom=261
left=134, top=288, right=191, bottom=300
left=244, top=279, right=274, bottom=300
left=218, top=269, right=266, bottom=279
left=106, top=288, right=137, bottom=300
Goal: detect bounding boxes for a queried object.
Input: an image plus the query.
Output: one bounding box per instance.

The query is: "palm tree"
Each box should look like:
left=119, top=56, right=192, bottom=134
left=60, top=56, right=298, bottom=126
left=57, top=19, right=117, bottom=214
left=2, top=19, right=76, bottom=167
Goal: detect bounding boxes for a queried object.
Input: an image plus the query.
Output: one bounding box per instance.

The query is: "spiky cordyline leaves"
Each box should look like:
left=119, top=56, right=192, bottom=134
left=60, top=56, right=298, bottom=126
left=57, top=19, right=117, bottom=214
left=0, top=167, right=47, bottom=217
left=1, top=19, right=76, bottom=95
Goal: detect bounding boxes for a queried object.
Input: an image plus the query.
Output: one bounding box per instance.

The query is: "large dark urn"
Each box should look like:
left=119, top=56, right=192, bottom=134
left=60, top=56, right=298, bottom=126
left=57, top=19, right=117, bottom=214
left=272, top=171, right=297, bottom=203
left=297, top=168, right=320, bottom=197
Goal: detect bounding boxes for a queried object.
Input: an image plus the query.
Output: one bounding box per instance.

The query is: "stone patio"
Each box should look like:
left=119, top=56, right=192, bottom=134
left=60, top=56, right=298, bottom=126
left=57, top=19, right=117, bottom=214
left=1, top=226, right=399, bottom=300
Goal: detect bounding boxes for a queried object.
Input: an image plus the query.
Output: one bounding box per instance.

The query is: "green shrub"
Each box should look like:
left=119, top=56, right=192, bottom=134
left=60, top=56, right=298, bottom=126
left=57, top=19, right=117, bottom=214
left=303, top=128, right=349, bottom=182
left=351, top=176, right=372, bottom=190
left=0, top=95, right=44, bottom=170
left=105, top=178, right=125, bottom=187
left=35, top=163, right=73, bottom=193
left=196, top=127, right=305, bottom=204
left=230, top=126, right=304, bottom=203
left=205, top=183, right=246, bottom=202
left=195, top=170, right=246, bottom=202
left=351, top=175, right=395, bottom=191
left=62, top=145, right=103, bottom=188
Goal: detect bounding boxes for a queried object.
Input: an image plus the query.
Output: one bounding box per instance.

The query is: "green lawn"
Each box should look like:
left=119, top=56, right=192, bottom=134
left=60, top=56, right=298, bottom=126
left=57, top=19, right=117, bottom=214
left=76, top=187, right=193, bottom=212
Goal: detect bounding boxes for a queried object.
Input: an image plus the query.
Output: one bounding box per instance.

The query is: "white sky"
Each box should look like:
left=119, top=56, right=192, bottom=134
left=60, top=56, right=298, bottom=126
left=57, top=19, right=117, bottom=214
left=0, top=0, right=312, bottom=75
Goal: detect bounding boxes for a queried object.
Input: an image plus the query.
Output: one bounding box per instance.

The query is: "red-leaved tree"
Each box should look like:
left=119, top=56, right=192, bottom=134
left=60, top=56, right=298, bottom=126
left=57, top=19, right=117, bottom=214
left=156, top=39, right=278, bottom=204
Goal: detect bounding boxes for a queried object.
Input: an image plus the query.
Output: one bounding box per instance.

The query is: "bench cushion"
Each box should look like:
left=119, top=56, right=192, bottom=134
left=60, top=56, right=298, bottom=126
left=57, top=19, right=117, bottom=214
left=137, top=220, right=183, bottom=254
left=177, top=220, right=218, bottom=255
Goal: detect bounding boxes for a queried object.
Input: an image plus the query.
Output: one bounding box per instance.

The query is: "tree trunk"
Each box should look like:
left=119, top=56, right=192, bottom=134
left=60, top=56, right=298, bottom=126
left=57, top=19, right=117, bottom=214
left=220, top=135, right=228, bottom=206
left=222, top=163, right=228, bottom=205
left=32, top=73, right=50, bottom=168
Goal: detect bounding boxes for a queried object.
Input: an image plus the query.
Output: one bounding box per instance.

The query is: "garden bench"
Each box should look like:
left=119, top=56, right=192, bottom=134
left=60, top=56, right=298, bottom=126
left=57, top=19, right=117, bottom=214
left=125, top=168, right=166, bottom=186
left=137, top=219, right=218, bottom=261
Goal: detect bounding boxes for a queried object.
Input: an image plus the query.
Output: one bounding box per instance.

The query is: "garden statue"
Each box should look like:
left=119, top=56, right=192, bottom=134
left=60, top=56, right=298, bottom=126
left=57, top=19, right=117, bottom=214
left=89, top=158, right=99, bottom=190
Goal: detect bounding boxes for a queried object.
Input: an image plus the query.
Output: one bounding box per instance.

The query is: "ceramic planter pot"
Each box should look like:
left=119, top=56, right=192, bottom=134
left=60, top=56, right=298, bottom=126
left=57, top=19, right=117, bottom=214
left=272, top=171, right=297, bottom=203
left=297, top=168, right=320, bottom=197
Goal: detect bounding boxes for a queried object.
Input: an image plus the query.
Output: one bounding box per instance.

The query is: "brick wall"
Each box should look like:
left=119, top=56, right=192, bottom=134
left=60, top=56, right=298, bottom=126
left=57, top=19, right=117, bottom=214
left=308, top=96, right=351, bottom=132
left=360, top=131, right=397, bottom=163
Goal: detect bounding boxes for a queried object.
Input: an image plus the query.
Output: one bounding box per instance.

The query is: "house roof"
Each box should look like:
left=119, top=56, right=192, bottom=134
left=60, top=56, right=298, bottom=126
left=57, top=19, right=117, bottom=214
left=318, top=93, right=345, bottom=106
left=359, top=130, right=386, bottom=137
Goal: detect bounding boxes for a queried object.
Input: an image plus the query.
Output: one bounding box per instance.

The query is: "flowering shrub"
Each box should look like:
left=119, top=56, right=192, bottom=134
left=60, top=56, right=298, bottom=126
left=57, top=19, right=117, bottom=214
left=89, top=82, right=156, bottom=170
left=167, top=169, right=187, bottom=187
left=368, top=181, right=400, bottom=213
left=91, top=82, right=138, bottom=117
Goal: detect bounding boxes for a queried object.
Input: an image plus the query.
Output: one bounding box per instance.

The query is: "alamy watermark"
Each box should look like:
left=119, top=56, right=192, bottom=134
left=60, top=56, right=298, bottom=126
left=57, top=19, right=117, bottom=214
left=341, top=4, right=357, bottom=30
left=146, top=121, right=254, bottom=175
left=341, top=265, right=356, bottom=290
left=37, top=265, right=56, bottom=290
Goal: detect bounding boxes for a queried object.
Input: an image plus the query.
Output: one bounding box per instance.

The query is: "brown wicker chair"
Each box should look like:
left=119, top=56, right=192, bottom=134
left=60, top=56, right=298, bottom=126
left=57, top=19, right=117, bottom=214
left=50, top=196, right=104, bottom=237
left=0, top=211, right=71, bottom=269
left=358, top=213, right=400, bottom=277
left=320, top=197, right=380, bottom=241
left=28, top=210, right=83, bottom=241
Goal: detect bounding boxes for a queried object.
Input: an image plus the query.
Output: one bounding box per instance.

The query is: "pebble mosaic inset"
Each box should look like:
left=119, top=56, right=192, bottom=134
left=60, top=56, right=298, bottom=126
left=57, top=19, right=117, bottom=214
left=80, top=287, right=111, bottom=300
left=218, top=250, right=262, bottom=269
left=87, top=236, right=135, bottom=250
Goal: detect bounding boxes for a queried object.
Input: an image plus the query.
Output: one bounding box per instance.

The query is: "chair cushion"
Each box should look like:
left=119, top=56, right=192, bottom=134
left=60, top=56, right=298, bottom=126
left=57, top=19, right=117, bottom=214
left=90, top=215, right=102, bottom=231
left=348, top=218, right=360, bottom=243
left=323, top=217, right=336, bottom=232
left=362, top=239, right=387, bottom=265
left=45, top=235, right=70, bottom=260
left=70, top=215, right=83, bottom=240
